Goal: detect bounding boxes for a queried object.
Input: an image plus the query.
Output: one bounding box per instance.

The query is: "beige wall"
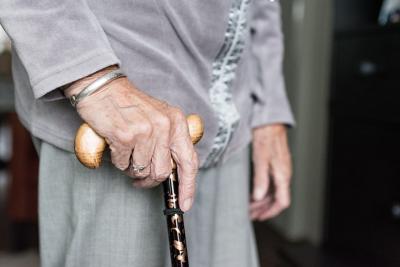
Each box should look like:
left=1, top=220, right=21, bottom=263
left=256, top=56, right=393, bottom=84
left=269, top=0, right=333, bottom=245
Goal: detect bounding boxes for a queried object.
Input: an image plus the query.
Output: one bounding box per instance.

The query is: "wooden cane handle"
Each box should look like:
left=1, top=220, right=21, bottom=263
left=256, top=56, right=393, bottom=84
left=75, top=114, right=204, bottom=169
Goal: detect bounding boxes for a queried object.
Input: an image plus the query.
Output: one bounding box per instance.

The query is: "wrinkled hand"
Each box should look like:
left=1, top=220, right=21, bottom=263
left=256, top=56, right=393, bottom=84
left=250, top=124, right=292, bottom=221
left=64, top=67, right=198, bottom=211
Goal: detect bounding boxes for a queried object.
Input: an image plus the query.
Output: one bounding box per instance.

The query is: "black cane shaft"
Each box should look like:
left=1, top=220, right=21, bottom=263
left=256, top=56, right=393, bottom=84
left=163, top=169, right=189, bottom=266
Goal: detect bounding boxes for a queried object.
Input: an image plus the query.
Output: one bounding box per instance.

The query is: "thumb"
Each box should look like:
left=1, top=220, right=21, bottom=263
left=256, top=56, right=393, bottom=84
left=252, top=160, right=270, bottom=201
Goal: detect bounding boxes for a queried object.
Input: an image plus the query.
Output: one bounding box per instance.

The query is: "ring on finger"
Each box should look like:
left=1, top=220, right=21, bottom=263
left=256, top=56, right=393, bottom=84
left=130, top=164, right=148, bottom=173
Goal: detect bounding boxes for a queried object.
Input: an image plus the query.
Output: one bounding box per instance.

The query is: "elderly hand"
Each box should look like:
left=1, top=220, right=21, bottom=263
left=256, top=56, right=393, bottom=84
left=250, top=124, right=292, bottom=221
left=64, top=67, right=198, bottom=212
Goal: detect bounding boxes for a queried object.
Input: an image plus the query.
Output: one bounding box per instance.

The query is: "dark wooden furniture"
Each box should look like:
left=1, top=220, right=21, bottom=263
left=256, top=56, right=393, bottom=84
left=324, top=1, right=400, bottom=266
left=0, top=72, right=39, bottom=251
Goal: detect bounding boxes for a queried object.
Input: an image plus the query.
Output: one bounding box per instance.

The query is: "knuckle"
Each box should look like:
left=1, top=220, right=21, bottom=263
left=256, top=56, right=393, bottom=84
left=170, top=107, right=186, bottom=121
left=115, top=129, right=135, bottom=145
left=137, top=121, right=153, bottom=136
left=153, top=165, right=172, bottom=182
left=154, top=114, right=171, bottom=130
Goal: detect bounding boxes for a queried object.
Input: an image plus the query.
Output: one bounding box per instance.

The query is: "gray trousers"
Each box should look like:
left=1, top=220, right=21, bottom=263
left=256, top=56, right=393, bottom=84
left=36, top=141, right=259, bottom=267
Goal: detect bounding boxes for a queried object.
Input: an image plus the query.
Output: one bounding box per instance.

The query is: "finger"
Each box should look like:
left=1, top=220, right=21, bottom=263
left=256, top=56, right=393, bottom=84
left=109, top=103, right=144, bottom=171
left=150, top=116, right=172, bottom=183
left=170, top=111, right=199, bottom=212
left=250, top=197, right=273, bottom=220
left=172, top=141, right=198, bottom=212
left=126, top=137, right=155, bottom=179
left=258, top=203, right=284, bottom=221
left=109, top=142, right=133, bottom=170
left=251, top=208, right=267, bottom=221
left=132, top=177, right=160, bottom=189
left=252, top=168, right=270, bottom=202
left=252, top=152, right=270, bottom=202
left=272, top=167, right=292, bottom=211
left=275, top=181, right=291, bottom=208
left=251, top=210, right=261, bottom=221
left=250, top=196, right=273, bottom=211
left=250, top=200, right=265, bottom=210
left=250, top=200, right=273, bottom=220
left=259, top=179, right=291, bottom=220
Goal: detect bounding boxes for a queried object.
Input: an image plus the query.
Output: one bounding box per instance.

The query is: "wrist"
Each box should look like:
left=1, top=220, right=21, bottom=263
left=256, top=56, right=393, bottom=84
left=253, top=123, right=287, bottom=133
left=63, top=65, right=118, bottom=97
left=253, top=124, right=287, bottom=141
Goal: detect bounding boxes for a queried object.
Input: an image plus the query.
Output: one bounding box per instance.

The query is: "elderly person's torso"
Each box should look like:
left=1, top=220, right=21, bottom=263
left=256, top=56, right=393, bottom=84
left=5, top=0, right=293, bottom=168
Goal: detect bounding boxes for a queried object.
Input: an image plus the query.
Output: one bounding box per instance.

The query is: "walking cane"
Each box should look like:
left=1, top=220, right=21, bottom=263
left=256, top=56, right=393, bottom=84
left=74, top=114, right=204, bottom=267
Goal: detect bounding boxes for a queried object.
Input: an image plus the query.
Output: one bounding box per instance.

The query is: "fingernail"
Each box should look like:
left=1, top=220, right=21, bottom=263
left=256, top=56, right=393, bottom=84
left=182, top=198, right=193, bottom=212
left=254, top=188, right=265, bottom=201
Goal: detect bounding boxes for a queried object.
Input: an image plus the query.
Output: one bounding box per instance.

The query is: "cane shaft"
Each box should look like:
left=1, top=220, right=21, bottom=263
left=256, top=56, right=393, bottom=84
left=163, top=170, right=189, bottom=266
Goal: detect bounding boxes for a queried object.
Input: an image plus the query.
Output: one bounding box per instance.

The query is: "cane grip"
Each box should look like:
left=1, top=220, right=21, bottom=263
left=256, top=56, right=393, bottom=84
left=74, top=114, right=204, bottom=168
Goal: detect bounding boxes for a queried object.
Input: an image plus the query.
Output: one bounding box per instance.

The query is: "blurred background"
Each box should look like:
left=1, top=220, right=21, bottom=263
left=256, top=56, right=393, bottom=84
left=1, top=0, right=400, bottom=266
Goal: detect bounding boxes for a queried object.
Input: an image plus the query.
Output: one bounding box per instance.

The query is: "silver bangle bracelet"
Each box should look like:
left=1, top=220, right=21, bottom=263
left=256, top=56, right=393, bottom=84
left=69, top=69, right=126, bottom=107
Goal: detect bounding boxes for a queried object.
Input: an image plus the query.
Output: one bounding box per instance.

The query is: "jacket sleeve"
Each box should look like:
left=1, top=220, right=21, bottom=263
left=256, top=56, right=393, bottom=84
left=249, top=0, right=295, bottom=128
left=0, top=0, right=120, bottom=99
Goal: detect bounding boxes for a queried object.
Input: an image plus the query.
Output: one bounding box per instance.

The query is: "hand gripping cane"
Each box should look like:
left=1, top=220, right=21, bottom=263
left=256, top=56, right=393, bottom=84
left=74, top=114, right=204, bottom=267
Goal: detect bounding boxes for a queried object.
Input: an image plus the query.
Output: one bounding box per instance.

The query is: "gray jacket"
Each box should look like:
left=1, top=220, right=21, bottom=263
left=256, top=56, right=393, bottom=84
left=0, top=0, right=294, bottom=167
